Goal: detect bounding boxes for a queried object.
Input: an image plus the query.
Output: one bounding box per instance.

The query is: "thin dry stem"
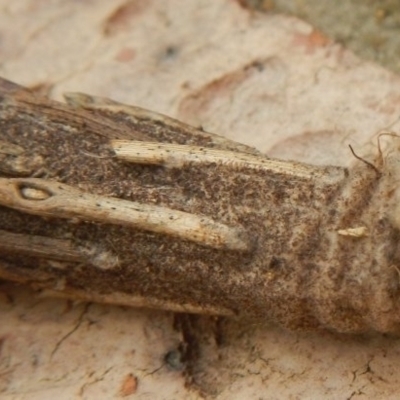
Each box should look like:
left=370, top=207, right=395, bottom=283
left=0, top=177, right=249, bottom=251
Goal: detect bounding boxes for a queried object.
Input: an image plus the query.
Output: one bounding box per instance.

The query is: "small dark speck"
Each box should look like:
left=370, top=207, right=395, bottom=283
left=111, top=207, right=116, bottom=210
left=164, top=349, right=185, bottom=371
left=269, top=256, right=283, bottom=270
left=164, top=45, right=179, bottom=60
left=251, top=60, right=264, bottom=72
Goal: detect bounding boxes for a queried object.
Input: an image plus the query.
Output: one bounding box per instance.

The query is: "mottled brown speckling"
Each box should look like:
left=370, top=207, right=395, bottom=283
left=1, top=77, right=400, bottom=334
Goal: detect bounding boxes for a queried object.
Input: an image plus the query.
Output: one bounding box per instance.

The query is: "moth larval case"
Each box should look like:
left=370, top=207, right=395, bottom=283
left=0, top=77, right=400, bottom=334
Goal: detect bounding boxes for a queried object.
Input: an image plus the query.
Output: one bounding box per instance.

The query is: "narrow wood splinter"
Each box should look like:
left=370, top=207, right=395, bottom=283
left=0, top=178, right=249, bottom=251
left=2, top=76, right=400, bottom=334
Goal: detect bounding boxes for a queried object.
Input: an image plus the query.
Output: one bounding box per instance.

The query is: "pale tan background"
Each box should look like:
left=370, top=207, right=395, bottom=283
left=1, top=1, right=400, bottom=399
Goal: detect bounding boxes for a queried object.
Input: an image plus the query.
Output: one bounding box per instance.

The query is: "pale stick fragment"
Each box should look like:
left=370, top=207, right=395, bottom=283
left=0, top=259, right=54, bottom=283
left=0, top=140, right=24, bottom=156
left=0, top=230, right=119, bottom=271
left=111, top=140, right=330, bottom=180
left=0, top=230, right=85, bottom=262
left=0, top=177, right=251, bottom=251
left=40, top=287, right=235, bottom=316
left=337, top=226, right=368, bottom=237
